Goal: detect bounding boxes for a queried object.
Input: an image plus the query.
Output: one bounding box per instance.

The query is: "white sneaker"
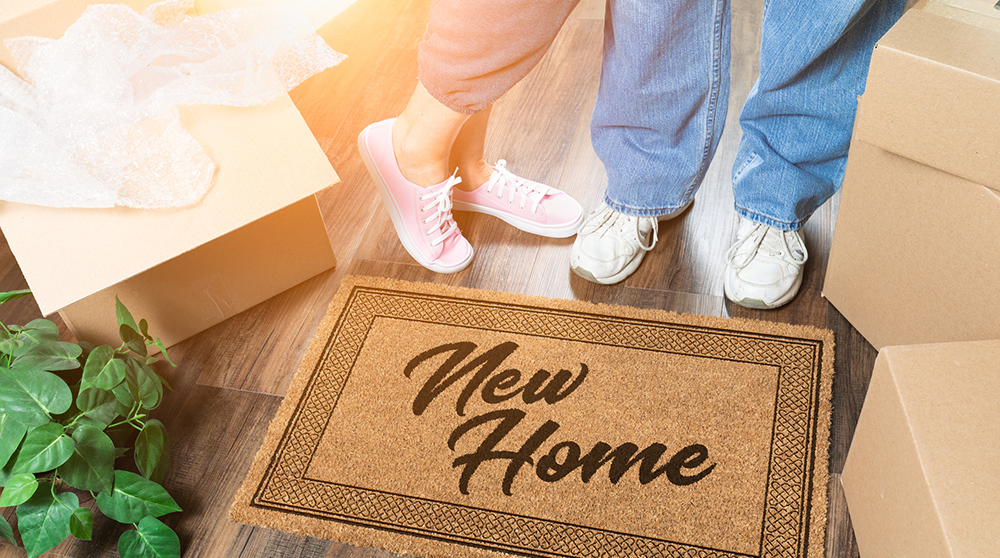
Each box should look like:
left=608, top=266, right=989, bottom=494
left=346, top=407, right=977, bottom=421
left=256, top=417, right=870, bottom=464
left=570, top=201, right=692, bottom=285
left=724, top=217, right=808, bottom=309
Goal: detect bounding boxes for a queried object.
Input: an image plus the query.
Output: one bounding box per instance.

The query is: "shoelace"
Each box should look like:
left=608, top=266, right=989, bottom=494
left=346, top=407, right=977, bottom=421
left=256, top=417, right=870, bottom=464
left=484, top=160, right=552, bottom=214
left=419, top=172, right=462, bottom=247
left=594, top=206, right=659, bottom=251
left=725, top=222, right=808, bottom=270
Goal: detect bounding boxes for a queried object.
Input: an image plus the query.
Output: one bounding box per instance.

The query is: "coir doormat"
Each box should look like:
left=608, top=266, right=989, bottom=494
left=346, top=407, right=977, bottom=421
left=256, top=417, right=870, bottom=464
left=232, top=276, right=834, bottom=558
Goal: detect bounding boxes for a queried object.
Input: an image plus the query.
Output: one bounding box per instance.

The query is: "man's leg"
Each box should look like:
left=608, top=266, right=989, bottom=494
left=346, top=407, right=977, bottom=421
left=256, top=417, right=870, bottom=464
left=724, top=0, right=907, bottom=308
left=573, top=0, right=731, bottom=284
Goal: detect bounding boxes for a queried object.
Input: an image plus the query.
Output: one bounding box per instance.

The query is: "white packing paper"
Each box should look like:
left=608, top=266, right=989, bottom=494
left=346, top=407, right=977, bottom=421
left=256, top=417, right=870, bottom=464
left=0, top=0, right=345, bottom=209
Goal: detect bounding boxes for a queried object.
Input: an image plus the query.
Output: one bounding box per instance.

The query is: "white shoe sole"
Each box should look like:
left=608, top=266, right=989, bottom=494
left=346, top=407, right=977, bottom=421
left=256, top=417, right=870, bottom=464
left=358, top=125, right=472, bottom=274
left=452, top=200, right=583, bottom=238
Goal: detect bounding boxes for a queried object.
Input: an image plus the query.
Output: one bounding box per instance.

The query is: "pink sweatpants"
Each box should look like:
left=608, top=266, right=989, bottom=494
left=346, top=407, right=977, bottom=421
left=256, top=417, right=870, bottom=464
left=417, top=0, right=581, bottom=115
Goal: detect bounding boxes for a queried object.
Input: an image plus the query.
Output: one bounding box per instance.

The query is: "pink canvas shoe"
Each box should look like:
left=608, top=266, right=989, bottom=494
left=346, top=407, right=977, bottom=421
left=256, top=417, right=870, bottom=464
left=358, top=119, right=473, bottom=273
left=452, top=160, right=584, bottom=238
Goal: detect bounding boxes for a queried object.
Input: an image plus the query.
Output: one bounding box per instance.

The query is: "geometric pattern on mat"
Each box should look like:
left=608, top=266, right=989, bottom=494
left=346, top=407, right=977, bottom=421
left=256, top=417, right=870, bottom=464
left=244, top=283, right=828, bottom=558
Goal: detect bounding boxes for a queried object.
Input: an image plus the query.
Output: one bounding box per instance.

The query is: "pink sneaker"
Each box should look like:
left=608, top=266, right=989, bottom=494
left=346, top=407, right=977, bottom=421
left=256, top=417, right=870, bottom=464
left=358, top=119, right=473, bottom=273
left=452, top=160, right=584, bottom=238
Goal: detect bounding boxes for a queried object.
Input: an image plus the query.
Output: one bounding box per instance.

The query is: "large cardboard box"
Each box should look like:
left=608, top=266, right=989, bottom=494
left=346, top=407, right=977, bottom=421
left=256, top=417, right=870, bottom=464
left=823, top=6, right=1000, bottom=350
left=841, top=340, right=1000, bottom=558
left=0, top=0, right=339, bottom=347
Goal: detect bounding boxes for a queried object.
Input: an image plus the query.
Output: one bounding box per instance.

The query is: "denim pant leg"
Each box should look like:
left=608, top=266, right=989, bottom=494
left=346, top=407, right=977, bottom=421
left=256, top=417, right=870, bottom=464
left=732, top=0, right=907, bottom=230
left=591, top=0, right=731, bottom=217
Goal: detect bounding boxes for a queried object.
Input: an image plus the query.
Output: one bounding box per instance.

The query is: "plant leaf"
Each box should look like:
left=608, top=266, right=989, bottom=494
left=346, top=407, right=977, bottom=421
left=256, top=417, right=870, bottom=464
left=76, top=388, right=119, bottom=427
left=0, top=367, right=72, bottom=427
left=0, top=512, right=14, bottom=545
left=20, top=319, right=59, bottom=343
left=153, top=339, right=175, bottom=367
left=130, top=359, right=162, bottom=410
left=57, top=425, right=114, bottom=494
left=135, top=420, right=169, bottom=483
left=12, top=423, right=74, bottom=474
left=0, top=289, right=31, bottom=305
left=112, top=363, right=141, bottom=408
left=118, top=516, right=180, bottom=558
left=96, top=470, right=181, bottom=524
left=120, top=325, right=147, bottom=358
left=0, top=413, right=27, bottom=468
left=115, top=296, right=140, bottom=333
left=70, top=506, right=93, bottom=541
left=0, top=472, right=37, bottom=506
left=83, top=346, right=126, bottom=391
left=14, top=340, right=82, bottom=372
left=17, top=488, right=78, bottom=558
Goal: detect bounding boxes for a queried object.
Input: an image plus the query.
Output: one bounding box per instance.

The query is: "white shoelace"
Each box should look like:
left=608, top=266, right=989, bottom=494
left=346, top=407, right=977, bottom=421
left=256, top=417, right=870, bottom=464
left=725, top=221, right=808, bottom=270
left=419, top=172, right=462, bottom=247
left=484, top=160, right=552, bottom=214
left=592, top=205, right=659, bottom=251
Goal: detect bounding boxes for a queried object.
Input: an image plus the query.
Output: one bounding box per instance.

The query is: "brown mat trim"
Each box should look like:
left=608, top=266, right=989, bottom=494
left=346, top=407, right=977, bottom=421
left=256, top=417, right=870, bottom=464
left=232, top=276, right=834, bottom=558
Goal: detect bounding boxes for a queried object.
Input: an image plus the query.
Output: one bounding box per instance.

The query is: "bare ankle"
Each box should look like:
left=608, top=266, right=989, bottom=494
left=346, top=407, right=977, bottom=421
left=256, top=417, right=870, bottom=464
left=391, top=118, right=450, bottom=187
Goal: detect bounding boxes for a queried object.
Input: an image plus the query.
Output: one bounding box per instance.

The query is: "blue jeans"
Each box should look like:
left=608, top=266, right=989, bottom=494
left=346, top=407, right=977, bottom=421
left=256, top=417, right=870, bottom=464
left=591, top=0, right=907, bottom=230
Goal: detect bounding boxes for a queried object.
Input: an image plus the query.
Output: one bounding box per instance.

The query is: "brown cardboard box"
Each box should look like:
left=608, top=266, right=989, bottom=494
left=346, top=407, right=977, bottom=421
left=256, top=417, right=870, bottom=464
left=822, top=7, right=1000, bottom=350
left=0, top=0, right=339, bottom=347
left=840, top=340, right=1000, bottom=558
left=194, top=0, right=356, bottom=28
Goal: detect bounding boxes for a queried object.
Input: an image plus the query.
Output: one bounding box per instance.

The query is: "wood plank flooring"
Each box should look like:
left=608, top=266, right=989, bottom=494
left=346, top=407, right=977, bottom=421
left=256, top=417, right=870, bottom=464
left=0, top=0, right=882, bottom=556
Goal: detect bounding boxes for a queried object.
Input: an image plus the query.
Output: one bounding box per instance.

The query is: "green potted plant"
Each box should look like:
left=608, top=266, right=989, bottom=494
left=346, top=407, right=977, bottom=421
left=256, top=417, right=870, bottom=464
left=0, top=290, right=182, bottom=558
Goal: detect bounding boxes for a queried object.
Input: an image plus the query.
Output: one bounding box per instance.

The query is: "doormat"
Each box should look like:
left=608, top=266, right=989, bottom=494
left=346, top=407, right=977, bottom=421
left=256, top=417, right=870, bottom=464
left=231, top=275, right=834, bottom=558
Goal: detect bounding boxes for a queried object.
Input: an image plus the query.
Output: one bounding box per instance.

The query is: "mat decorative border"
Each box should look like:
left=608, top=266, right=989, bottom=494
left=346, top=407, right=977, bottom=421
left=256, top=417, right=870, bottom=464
left=232, top=276, right=833, bottom=558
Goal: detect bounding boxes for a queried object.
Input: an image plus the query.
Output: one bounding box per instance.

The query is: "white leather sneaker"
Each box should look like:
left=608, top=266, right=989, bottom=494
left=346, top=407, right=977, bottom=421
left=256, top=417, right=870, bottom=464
left=570, top=201, right=691, bottom=285
left=724, top=217, right=808, bottom=309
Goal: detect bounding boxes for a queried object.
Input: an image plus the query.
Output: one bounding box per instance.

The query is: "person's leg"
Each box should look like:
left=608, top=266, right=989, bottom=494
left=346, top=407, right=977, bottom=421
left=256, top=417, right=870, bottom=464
left=572, top=0, right=730, bottom=284
left=732, top=0, right=907, bottom=229
left=360, top=0, right=584, bottom=272
left=724, top=0, right=907, bottom=308
left=591, top=0, right=731, bottom=217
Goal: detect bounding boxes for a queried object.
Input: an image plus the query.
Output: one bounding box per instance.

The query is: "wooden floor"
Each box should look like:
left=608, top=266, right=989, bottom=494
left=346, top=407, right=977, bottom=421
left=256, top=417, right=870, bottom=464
left=0, top=0, right=882, bottom=556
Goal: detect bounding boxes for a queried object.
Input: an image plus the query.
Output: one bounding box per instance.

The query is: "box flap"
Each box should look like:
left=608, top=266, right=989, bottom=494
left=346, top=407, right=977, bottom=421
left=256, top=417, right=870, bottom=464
left=0, top=95, right=338, bottom=316
left=919, top=0, right=1000, bottom=32
left=194, top=0, right=356, bottom=29
left=855, top=9, right=1000, bottom=192
left=883, top=340, right=1000, bottom=557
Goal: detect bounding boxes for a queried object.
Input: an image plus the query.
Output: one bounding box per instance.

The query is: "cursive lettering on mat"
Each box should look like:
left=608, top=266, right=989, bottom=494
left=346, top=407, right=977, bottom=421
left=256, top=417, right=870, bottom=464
left=404, top=341, right=717, bottom=496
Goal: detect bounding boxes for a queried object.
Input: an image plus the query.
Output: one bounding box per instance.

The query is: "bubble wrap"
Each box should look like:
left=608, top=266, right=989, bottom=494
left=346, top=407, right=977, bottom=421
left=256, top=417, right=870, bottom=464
left=0, top=0, right=346, bottom=209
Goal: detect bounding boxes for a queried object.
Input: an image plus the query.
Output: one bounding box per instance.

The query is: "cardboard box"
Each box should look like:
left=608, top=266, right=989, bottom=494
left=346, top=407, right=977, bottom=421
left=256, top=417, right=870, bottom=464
left=822, top=7, right=1000, bottom=350
left=915, top=0, right=1000, bottom=32
left=841, top=340, right=1000, bottom=558
left=0, top=0, right=339, bottom=348
left=195, top=0, right=356, bottom=29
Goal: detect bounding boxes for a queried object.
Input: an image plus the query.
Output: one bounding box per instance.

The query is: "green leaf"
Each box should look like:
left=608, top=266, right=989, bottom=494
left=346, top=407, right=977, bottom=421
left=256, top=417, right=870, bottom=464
left=153, top=339, right=175, bottom=367
left=96, top=471, right=181, bottom=523
left=14, top=340, right=82, bottom=372
left=0, top=512, right=14, bottom=545
left=0, top=472, right=37, bottom=506
left=12, top=423, right=74, bottom=474
left=120, top=325, right=147, bottom=357
left=0, top=445, right=19, bottom=487
left=76, top=388, right=119, bottom=427
left=57, top=426, right=114, bottom=494
left=0, top=289, right=31, bottom=305
left=0, top=367, right=72, bottom=427
left=118, top=516, right=180, bottom=558
left=116, top=296, right=140, bottom=333
left=0, top=413, right=27, bottom=468
left=135, top=420, right=169, bottom=483
left=0, top=338, right=21, bottom=355
left=83, top=346, right=126, bottom=391
left=130, top=359, right=162, bottom=410
left=17, top=488, right=78, bottom=558
left=20, top=319, right=59, bottom=343
left=112, top=362, right=141, bottom=408
left=70, top=507, right=93, bottom=541
left=139, top=319, right=150, bottom=340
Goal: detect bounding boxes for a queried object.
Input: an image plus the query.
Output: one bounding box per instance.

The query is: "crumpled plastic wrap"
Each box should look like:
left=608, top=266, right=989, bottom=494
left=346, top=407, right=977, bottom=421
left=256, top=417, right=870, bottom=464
left=0, top=0, right=346, bottom=209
